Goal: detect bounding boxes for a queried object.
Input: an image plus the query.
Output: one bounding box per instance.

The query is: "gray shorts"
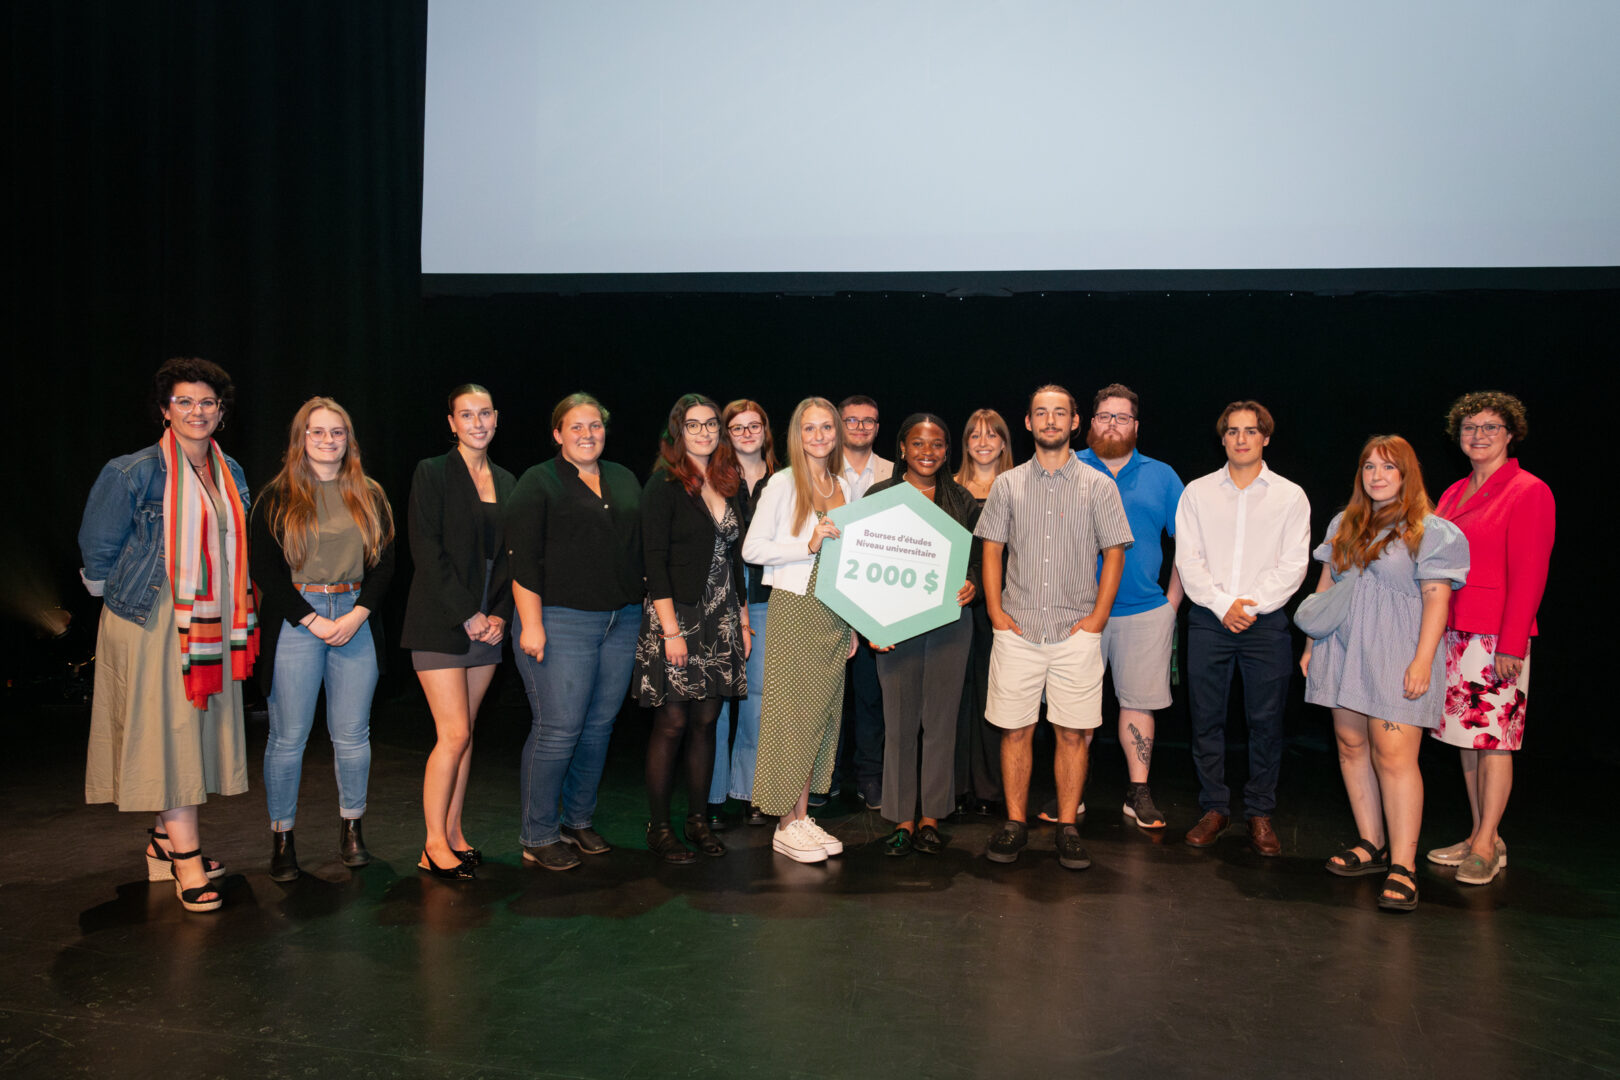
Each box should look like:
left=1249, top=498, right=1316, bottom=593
left=1099, top=603, right=1175, bottom=711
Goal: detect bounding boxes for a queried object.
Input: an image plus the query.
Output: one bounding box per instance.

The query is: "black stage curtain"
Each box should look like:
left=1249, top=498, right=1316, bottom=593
left=10, top=4, right=1606, bottom=763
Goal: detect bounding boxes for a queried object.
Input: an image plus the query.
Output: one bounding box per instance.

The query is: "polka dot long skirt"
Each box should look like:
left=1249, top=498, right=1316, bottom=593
left=750, top=554, right=852, bottom=816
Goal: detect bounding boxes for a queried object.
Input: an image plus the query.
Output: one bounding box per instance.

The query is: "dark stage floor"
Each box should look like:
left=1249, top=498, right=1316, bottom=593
left=2, top=681, right=1616, bottom=1079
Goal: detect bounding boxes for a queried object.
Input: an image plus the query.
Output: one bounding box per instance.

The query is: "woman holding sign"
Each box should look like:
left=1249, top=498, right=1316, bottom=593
left=743, top=397, right=856, bottom=864
left=867, top=415, right=981, bottom=855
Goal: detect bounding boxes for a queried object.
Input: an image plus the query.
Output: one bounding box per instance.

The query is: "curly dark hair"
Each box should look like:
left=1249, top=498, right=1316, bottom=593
left=1445, top=390, right=1527, bottom=454
left=153, top=357, right=235, bottom=423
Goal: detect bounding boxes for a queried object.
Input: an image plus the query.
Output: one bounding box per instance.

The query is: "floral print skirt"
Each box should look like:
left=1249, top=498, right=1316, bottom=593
left=1431, top=629, right=1531, bottom=750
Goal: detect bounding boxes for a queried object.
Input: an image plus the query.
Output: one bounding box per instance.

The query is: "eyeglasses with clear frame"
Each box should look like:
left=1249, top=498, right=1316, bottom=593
left=170, top=396, right=222, bottom=414
left=306, top=426, right=348, bottom=443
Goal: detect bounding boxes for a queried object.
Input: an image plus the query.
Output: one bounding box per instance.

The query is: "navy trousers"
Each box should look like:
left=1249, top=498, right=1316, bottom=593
left=1186, top=605, right=1292, bottom=818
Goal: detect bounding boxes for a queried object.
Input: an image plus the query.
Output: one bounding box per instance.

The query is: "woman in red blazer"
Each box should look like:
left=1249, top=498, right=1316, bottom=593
left=1426, top=391, right=1555, bottom=887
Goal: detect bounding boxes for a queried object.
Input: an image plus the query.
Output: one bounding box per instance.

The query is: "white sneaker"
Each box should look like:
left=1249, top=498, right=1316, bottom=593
left=772, top=819, right=829, bottom=863
left=800, top=817, right=844, bottom=856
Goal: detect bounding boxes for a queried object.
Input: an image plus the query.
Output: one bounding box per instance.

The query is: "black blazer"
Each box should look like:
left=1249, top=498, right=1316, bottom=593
left=399, top=451, right=517, bottom=654
left=641, top=470, right=747, bottom=605
left=249, top=485, right=396, bottom=696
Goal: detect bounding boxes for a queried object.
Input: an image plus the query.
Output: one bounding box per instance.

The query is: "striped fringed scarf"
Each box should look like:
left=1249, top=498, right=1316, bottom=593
left=161, top=430, right=259, bottom=708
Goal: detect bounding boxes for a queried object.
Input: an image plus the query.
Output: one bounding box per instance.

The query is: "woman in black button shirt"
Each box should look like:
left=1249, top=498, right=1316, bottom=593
left=632, top=393, right=751, bottom=862
left=400, top=384, right=516, bottom=879
left=507, top=393, right=644, bottom=871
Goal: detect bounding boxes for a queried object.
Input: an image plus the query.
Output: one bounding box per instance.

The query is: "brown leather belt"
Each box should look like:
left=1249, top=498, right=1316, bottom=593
left=295, top=582, right=362, bottom=594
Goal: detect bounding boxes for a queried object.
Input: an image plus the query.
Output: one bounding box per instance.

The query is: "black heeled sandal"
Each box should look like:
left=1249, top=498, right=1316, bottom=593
left=1378, top=864, right=1419, bottom=912
left=418, top=849, right=476, bottom=880
left=146, top=828, right=226, bottom=882
left=647, top=822, right=697, bottom=864
left=168, top=849, right=224, bottom=912
left=683, top=814, right=727, bottom=858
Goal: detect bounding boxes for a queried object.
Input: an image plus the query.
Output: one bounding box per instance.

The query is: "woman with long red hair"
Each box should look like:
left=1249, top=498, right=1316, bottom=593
left=632, top=394, right=751, bottom=862
left=252, top=396, right=395, bottom=881
left=1300, top=435, right=1468, bottom=911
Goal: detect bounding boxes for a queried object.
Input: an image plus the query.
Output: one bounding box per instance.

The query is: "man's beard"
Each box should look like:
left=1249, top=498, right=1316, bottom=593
left=1087, top=427, right=1138, bottom=458
left=1032, top=428, right=1073, bottom=451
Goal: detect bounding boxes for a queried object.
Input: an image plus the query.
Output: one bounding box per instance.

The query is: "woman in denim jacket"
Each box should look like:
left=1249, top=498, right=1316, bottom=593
left=78, top=358, right=260, bottom=913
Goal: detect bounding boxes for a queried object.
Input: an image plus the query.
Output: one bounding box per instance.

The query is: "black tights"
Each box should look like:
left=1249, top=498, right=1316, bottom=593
left=645, top=698, right=722, bottom=826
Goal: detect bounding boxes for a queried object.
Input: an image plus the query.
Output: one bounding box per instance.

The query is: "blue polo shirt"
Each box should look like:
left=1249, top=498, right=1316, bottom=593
left=1076, top=447, right=1184, bottom=615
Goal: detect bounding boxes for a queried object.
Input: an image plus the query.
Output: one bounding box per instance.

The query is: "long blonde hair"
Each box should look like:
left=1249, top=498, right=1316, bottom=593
left=954, top=408, right=1015, bottom=486
left=786, top=397, right=844, bottom=534
left=260, top=396, right=394, bottom=571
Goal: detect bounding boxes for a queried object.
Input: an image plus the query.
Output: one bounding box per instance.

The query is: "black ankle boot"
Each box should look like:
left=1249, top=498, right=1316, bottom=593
left=270, top=830, right=299, bottom=882
left=339, top=818, right=371, bottom=868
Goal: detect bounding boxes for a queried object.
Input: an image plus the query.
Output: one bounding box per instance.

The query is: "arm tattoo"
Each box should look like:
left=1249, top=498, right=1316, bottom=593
left=1128, top=722, right=1154, bottom=766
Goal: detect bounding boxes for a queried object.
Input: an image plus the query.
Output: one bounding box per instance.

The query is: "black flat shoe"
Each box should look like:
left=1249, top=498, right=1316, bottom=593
left=269, top=830, right=299, bottom=882
left=684, top=813, right=727, bottom=857
left=647, top=822, right=697, bottom=864
left=883, top=827, right=914, bottom=857
left=418, top=849, right=475, bottom=880
left=746, top=804, right=768, bottom=826
left=705, top=802, right=729, bottom=830
left=912, top=824, right=945, bottom=855
left=454, top=847, right=482, bottom=867
left=339, top=818, right=371, bottom=868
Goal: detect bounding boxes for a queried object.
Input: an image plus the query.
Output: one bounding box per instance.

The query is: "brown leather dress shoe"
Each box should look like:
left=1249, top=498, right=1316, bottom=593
left=1184, top=810, right=1229, bottom=848
left=1247, top=815, right=1282, bottom=857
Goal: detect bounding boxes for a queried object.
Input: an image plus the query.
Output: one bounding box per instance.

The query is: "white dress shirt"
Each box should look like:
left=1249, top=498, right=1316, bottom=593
left=840, top=453, right=893, bottom=501
left=1174, top=462, right=1310, bottom=618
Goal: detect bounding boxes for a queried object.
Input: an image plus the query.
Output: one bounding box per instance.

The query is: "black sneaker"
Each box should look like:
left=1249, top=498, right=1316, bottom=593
left=1055, top=824, right=1092, bottom=870
left=986, top=820, right=1029, bottom=864
left=1122, top=784, right=1167, bottom=830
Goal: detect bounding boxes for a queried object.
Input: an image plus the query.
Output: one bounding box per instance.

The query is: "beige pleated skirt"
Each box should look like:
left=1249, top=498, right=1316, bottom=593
left=86, top=580, right=249, bottom=813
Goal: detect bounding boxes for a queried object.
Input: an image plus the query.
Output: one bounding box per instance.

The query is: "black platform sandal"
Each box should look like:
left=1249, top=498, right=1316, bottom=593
left=146, top=829, right=225, bottom=882
left=168, top=849, right=224, bottom=912
left=683, top=813, right=727, bottom=857
left=1325, top=838, right=1389, bottom=878
left=647, top=822, right=697, bottom=864
left=1377, top=865, right=1419, bottom=912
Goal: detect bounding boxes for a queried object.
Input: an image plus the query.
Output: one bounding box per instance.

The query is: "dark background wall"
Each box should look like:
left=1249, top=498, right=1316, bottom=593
left=9, top=3, right=1606, bottom=761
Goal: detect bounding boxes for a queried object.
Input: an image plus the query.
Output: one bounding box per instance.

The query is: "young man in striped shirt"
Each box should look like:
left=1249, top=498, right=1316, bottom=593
left=974, top=385, right=1133, bottom=870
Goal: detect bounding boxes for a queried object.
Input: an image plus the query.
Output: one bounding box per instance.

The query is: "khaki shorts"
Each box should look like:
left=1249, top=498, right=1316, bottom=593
left=1099, top=604, right=1176, bottom=711
left=985, top=627, right=1104, bottom=730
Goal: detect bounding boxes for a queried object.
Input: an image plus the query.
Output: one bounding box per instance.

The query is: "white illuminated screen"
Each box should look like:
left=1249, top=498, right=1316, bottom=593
left=422, top=2, right=1620, bottom=274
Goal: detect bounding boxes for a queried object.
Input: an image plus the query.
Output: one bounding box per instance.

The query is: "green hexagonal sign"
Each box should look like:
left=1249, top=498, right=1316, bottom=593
left=814, top=482, right=972, bottom=648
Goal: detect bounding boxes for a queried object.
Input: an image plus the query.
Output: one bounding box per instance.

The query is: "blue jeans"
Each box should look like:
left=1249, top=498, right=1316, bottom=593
left=264, top=590, right=377, bottom=830
left=514, top=604, right=639, bottom=847
left=1186, top=606, right=1292, bottom=818
left=710, top=600, right=768, bottom=803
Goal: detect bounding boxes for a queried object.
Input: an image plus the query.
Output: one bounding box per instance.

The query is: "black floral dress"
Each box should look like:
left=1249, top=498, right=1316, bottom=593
left=633, top=505, right=747, bottom=705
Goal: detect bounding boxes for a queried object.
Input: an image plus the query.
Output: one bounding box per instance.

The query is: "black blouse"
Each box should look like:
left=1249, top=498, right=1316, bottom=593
left=506, top=454, right=644, bottom=611
left=866, top=472, right=984, bottom=596
left=738, top=470, right=775, bottom=606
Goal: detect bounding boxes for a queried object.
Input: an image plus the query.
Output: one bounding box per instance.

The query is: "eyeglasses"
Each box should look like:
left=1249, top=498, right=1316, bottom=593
left=170, top=396, right=221, bottom=414
left=1093, top=411, right=1136, bottom=425
left=1460, top=422, right=1506, bottom=437
left=728, top=422, right=763, bottom=436
left=306, top=427, right=348, bottom=442
left=683, top=418, right=720, bottom=434
left=843, top=417, right=878, bottom=430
